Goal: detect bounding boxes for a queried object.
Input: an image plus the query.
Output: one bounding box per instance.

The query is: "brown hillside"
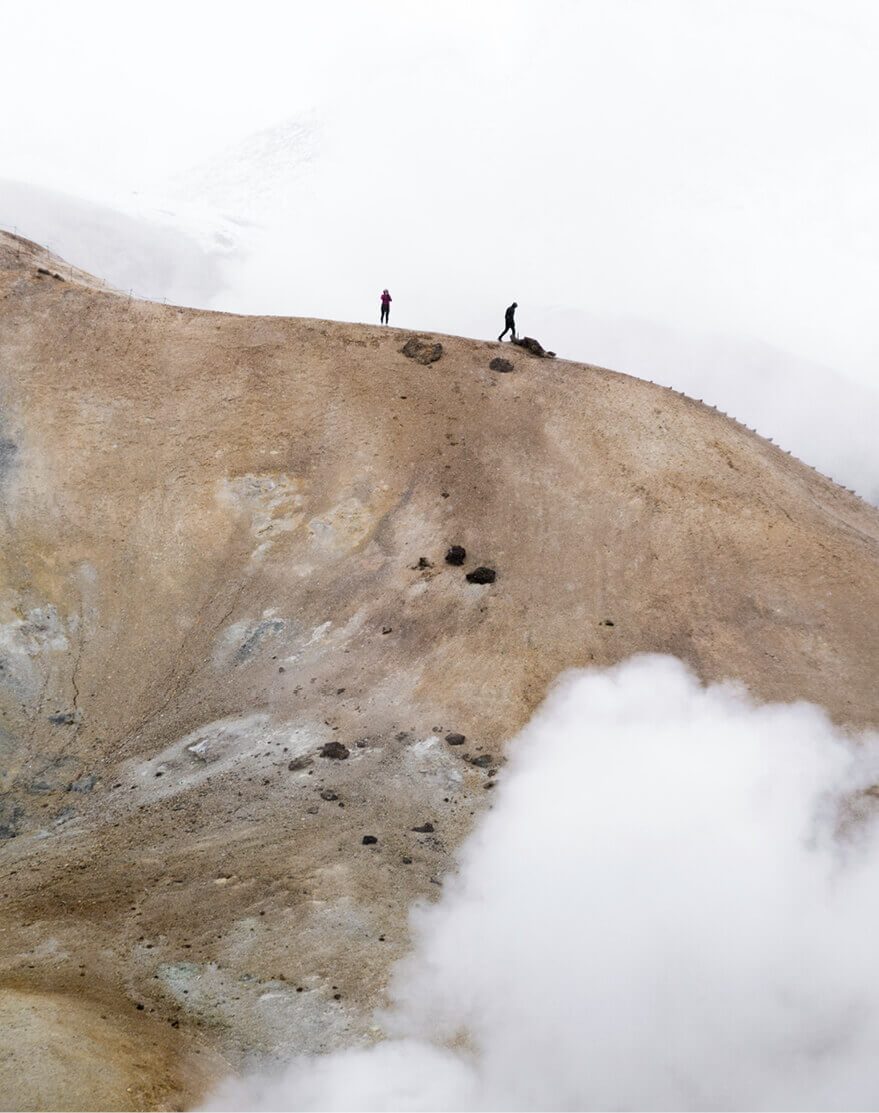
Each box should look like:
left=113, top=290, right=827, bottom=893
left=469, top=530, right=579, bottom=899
left=1, top=231, right=878, bottom=1109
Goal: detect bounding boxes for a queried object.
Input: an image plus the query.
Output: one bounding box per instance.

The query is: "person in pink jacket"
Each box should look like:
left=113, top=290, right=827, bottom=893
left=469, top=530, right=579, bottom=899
left=380, top=289, right=392, bottom=324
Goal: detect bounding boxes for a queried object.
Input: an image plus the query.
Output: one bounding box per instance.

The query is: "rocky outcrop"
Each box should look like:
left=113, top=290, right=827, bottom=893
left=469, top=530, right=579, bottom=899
left=512, top=335, right=556, bottom=358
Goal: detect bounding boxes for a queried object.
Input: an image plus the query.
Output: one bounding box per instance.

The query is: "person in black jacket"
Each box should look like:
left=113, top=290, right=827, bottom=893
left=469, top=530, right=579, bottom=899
left=498, top=302, right=517, bottom=342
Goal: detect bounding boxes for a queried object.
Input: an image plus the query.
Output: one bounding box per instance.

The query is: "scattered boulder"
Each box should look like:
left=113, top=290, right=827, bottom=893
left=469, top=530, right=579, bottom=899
left=468, top=754, right=493, bottom=768
left=320, top=741, right=350, bottom=760
left=288, top=755, right=313, bottom=771
left=489, top=357, right=514, bottom=373
left=401, top=337, right=443, bottom=365
left=320, top=789, right=339, bottom=801
left=412, top=822, right=434, bottom=833
left=445, top=732, right=466, bottom=746
left=415, top=557, right=433, bottom=569
left=466, top=566, right=496, bottom=584
left=362, top=835, right=378, bottom=845
left=511, top=336, right=555, bottom=358
left=445, top=545, right=466, bottom=566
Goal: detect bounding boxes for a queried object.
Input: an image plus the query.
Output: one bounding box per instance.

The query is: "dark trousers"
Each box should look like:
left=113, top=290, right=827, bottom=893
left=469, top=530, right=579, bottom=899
left=381, top=305, right=390, bottom=324
left=498, top=323, right=515, bottom=341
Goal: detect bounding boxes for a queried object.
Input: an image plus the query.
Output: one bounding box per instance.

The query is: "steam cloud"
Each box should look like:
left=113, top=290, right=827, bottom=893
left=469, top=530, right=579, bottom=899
left=206, top=656, right=879, bottom=1111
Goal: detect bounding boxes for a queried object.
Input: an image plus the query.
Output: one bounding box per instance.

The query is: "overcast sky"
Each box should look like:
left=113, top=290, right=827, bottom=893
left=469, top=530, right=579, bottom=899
left=4, top=1, right=877, bottom=368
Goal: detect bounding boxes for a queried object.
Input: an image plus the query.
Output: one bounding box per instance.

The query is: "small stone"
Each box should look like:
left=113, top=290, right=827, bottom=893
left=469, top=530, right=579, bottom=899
left=416, top=557, right=433, bottom=569
left=401, top=856, right=413, bottom=864
left=320, top=790, right=339, bottom=801
left=469, top=754, right=493, bottom=768
left=445, top=545, right=466, bottom=566
left=412, top=822, right=434, bottom=833
left=445, top=732, right=466, bottom=746
left=489, top=357, right=514, bottom=373
left=362, top=835, right=378, bottom=845
left=466, top=566, right=496, bottom=584
left=320, top=742, right=350, bottom=760
left=288, top=755, right=313, bottom=771
left=382, top=627, right=393, bottom=635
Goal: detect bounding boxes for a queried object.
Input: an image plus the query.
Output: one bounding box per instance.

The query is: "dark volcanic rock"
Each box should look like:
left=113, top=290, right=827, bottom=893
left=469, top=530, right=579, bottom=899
left=362, top=835, right=378, bottom=845
left=320, top=742, right=350, bottom=760
left=445, top=545, right=466, bottom=566
left=466, top=566, right=496, bottom=584
left=412, top=822, right=434, bottom=833
left=401, top=337, right=443, bottom=365
left=511, top=336, right=556, bottom=358
left=489, top=357, right=514, bottom=373
left=468, top=754, right=493, bottom=768
left=445, top=732, right=466, bottom=746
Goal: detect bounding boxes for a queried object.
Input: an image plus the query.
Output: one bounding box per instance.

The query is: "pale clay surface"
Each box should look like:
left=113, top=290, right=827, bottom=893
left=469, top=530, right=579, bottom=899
left=1, top=232, right=878, bottom=1109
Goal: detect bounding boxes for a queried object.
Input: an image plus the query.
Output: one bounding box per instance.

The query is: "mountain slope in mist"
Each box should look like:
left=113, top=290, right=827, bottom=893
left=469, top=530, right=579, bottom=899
left=1, top=232, right=878, bottom=1109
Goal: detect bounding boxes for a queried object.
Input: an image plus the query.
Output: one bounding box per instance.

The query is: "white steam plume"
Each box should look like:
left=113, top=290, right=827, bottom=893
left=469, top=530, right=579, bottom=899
left=206, top=655, right=879, bottom=1111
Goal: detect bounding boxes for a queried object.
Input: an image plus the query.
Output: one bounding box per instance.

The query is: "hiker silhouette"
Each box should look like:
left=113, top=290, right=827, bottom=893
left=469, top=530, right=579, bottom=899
left=498, top=302, right=517, bottom=342
left=380, top=289, right=392, bottom=324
